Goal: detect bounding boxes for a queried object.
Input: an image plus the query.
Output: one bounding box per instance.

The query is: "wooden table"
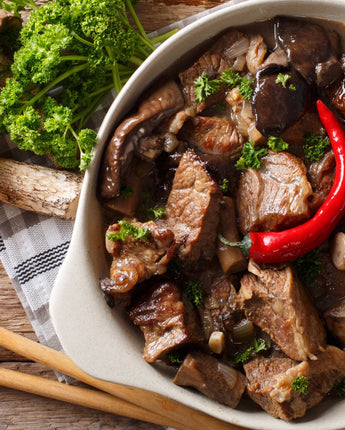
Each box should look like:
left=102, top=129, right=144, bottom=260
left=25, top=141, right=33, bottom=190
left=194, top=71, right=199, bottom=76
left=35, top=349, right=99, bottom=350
left=0, top=1, right=230, bottom=428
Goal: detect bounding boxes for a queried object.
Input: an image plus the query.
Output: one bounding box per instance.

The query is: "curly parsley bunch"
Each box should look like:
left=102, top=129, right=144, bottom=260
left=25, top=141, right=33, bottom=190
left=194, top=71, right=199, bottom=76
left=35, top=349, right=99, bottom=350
left=0, top=0, right=173, bottom=169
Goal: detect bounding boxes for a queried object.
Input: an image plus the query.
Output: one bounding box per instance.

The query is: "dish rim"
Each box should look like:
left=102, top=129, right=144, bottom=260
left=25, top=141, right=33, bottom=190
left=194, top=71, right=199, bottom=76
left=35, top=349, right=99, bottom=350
left=50, top=1, right=345, bottom=428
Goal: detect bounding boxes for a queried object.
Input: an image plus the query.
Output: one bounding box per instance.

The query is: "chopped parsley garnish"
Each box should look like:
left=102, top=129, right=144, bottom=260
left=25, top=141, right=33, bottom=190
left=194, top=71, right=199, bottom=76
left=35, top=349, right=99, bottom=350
left=275, top=73, right=296, bottom=91
left=332, top=379, right=345, bottom=397
left=184, top=280, right=203, bottom=308
left=234, top=338, right=268, bottom=364
left=194, top=67, right=253, bottom=102
left=219, top=178, right=229, bottom=194
left=106, top=220, right=150, bottom=242
left=220, top=67, right=254, bottom=99
left=267, top=136, right=289, bottom=152
left=294, top=248, right=322, bottom=286
left=194, top=73, right=220, bottom=103
left=147, top=205, right=165, bottom=219
left=235, top=141, right=268, bottom=170
left=303, top=132, right=331, bottom=162
left=292, top=376, right=309, bottom=395
left=167, top=350, right=186, bottom=364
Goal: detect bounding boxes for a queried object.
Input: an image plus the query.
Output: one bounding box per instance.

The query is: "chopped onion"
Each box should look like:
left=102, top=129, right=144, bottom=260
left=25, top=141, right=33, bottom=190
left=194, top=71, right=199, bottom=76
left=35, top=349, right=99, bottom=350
left=231, top=319, right=254, bottom=342
left=224, top=38, right=250, bottom=60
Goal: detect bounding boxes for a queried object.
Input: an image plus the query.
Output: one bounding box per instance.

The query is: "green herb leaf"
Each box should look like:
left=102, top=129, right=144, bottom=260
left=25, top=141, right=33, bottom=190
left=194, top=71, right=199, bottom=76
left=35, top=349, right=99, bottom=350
left=292, top=376, right=308, bottom=395
left=267, top=136, right=289, bottom=152
left=106, top=220, right=151, bottom=242
left=234, top=338, right=268, bottom=364
left=147, top=205, right=165, bottom=219
left=303, top=133, right=331, bottom=162
left=275, top=72, right=296, bottom=91
left=219, top=178, right=229, bottom=194
left=235, top=141, right=268, bottom=170
left=332, top=379, right=345, bottom=397
left=221, top=67, right=253, bottom=99
left=184, top=280, right=203, bottom=308
left=194, top=73, right=220, bottom=103
left=294, top=248, right=322, bottom=286
left=167, top=350, right=186, bottom=364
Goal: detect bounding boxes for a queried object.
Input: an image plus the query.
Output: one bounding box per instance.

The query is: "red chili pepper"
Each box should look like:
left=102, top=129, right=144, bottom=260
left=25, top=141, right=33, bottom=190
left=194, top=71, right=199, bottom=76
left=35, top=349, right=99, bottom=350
left=219, top=99, right=345, bottom=263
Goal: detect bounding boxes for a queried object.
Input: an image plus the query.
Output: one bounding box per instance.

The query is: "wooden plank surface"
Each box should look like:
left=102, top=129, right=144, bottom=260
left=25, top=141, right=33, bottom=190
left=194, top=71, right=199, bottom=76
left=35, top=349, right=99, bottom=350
left=0, top=1, right=230, bottom=428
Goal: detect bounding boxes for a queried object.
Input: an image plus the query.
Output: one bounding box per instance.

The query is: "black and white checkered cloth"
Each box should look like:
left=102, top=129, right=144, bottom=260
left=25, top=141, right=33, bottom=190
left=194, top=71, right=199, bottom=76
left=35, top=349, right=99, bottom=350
left=0, top=0, right=243, bottom=381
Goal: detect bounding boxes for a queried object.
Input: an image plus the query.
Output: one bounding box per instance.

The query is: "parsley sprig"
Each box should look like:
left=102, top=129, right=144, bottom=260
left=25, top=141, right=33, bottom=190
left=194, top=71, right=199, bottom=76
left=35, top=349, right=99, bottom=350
left=106, top=220, right=151, bottom=242
left=294, top=248, right=322, bottom=286
left=184, top=280, right=203, bottom=308
left=275, top=73, right=296, bottom=91
left=303, top=133, right=331, bottom=162
left=234, top=338, right=268, bottom=364
left=194, top=73, right=220, bottom=103
left=194, top=67, right=253, bottom=103
left=292, top=376, right=308, bottom=395
left=235, top=141, right=268, bottom=170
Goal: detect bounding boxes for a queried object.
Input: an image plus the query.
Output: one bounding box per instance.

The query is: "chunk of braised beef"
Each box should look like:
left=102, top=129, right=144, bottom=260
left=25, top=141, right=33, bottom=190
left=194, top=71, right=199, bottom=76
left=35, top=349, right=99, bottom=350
left=244, top=346, right=345, bottom=421
left=128, top=281, right=204, bottom=362
left=165, top=149, right=222, bottom=261
left=179, top=115, right=243, bottom=158
left=201, top=276, right=241, bottom=340
left=105, top=221, right=175, bottom=295
left=178, top=29, right=250, bottom=114
left=252, top=64, right=312, bottom=137
left=99, top=80, right=184, bottom=199
left=100, top=278, right=132, bottom=308
left=236, top=150, right=322, bottom=234
left=173, top=350, right=247, bottom=408
left=275, top=16, right=342, bottom=86
left=238, top=260, right=327, bottom=361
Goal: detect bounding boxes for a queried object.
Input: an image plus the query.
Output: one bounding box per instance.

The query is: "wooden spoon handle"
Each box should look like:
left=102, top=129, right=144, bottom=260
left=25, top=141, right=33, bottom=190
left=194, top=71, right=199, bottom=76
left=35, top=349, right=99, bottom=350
left=0, top=326, right=245, bottom=430
left=0, top=367, right=168, bottom=423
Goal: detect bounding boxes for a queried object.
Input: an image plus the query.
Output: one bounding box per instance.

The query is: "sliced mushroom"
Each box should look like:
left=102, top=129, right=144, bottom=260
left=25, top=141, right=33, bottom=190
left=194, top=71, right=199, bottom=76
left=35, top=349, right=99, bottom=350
left=99, top=80, right=184, bottom=199
left=275, top=16, right=342, bottom=86
left=173, top=350, right=247, bottom=408
left=252, top=64, right=311, bottom=136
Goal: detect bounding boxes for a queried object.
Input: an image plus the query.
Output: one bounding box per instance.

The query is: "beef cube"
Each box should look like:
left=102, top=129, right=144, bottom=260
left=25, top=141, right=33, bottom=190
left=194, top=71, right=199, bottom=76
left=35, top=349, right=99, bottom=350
left=173, top=350, right=247, bottom=408
left=244, top=345, right=345, bottom=420
left=179, top=116, right=243, bottom=158
left=201, top=276, right=240, bottom=339
left=104, top=221, right=175, bottom=295
left=237, top=150, right=320, bottom=234
left=238, top=260, right=327, bottom=361
left=128, top=281, right=203, bottom=362
left=165, top=149, right=222, bottom=261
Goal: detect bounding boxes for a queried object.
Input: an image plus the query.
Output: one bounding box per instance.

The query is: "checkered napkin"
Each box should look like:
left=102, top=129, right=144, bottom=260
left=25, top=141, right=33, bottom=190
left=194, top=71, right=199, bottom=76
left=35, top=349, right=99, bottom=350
left=0, top=0, right=243, bottom=382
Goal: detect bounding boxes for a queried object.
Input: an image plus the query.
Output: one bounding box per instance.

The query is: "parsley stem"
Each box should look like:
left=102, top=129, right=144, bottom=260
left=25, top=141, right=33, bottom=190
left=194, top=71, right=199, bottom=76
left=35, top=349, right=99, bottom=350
left=60, top=55, right=89, bottom=62
left=71, top=31, right=94, bottom=47
left=150, top=29, right=179, bottom=45
left=25, top=63, right=89, bottom=107
left=125, top=0, right=155, bottom=50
